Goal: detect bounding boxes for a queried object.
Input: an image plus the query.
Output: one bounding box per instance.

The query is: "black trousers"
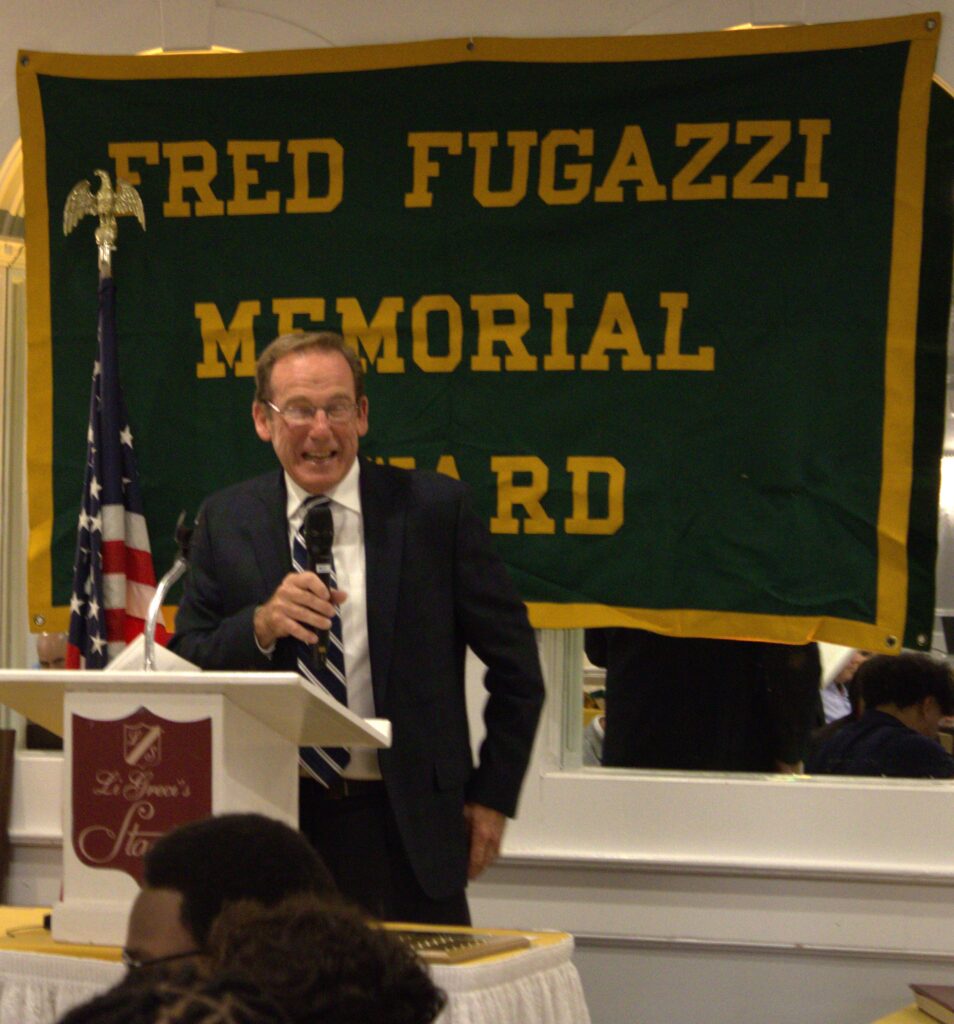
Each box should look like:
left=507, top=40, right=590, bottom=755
left=298, top=777, right=470, bottom=926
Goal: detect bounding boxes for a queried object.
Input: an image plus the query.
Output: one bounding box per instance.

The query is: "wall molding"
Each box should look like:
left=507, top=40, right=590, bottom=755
left=572, top=932, right=954, bottom=963
left=495, top=850, right=954, bottom=887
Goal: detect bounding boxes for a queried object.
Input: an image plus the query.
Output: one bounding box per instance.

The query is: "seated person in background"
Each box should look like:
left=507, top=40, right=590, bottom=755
left=27, top=631, right=67, bottom=750
left=805, top=653, right=954, bottom=778
left=820, top=648, right=871, bottom=723
left=36, top=631, right=67, bottom=669
left=59, top=896, right=445, bottom=1024
left=583, top=629, right=820, bottom=773
left=808, top=667, right=865, bottom=759
left=583, top=714, right=606, bottom=766
left=123, top=812, right=337, bottom=971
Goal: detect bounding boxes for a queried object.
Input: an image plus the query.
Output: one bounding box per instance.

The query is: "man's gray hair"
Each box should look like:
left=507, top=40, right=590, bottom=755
left=254, top=332, right=365, bottom=404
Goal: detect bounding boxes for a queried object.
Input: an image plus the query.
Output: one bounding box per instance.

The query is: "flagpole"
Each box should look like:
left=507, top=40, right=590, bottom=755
left=62, top=170, right=170, bottom=669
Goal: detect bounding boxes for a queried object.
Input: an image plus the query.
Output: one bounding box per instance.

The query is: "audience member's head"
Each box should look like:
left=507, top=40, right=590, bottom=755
left=124, top=813, right=337, bottom=970
left=858, top=653, right=954, bottom=737
left=36, top=631, right=67, bottom=669
left=62, top=894, right=445, bottom=1024
left=56, top=963, right=290, bottom=1024
left=209, top=894, right=446, bottom=1024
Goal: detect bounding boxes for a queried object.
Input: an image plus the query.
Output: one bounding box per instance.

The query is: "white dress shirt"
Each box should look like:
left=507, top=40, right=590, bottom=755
left=285, top=461, right=380, bottom=779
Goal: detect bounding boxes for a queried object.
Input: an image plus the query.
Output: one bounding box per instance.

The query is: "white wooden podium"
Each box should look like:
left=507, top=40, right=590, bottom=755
left=0, top=646, right=391, bottom=946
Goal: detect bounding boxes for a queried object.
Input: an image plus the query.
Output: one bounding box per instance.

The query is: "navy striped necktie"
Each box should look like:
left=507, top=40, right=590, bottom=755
left=292, top=495, right=350, bottom=785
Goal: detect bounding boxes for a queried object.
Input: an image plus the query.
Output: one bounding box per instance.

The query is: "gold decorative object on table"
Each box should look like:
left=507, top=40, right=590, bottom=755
left=62, top=169, right=145, bottom=272
left=390, top=927, right=532, bottom=964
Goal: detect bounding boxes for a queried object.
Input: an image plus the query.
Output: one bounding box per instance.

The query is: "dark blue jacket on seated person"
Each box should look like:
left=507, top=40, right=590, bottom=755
left=805, top=709, right=954, bottom=779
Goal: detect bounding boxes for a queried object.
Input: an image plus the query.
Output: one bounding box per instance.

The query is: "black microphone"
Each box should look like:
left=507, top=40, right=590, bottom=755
left=302, top=502, right=334, bottom=668
left=174, top=509, right=194, bottom=563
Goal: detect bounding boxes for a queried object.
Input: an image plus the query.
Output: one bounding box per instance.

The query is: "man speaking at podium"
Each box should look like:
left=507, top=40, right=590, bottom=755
left=170, top=332, right=544, bottom=925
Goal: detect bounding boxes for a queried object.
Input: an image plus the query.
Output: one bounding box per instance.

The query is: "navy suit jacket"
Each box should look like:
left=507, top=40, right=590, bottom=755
left=170, top=459, right=544, bottom=898
left=805, top=709, right=954, bottom=779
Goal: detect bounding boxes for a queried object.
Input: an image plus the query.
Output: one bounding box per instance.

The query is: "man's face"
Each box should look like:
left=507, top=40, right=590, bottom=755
left=36, top=632, right=67, bottom=669
left=124, top=886, right=198, bottom=967
left=916, top=695, right=944, bottom=740
left=252, top=349, right=369, bottom=495
left=835, top=649, right=871, bottom=686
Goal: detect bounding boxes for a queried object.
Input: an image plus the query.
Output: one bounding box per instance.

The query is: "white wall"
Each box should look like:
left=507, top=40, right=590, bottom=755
left=2, top=4, right=954, bottom=1024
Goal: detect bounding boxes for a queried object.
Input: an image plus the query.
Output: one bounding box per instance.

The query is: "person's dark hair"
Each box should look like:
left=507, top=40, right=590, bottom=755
left=858, top=653, right=954, bottom=715
left=55, top=962, right=291, bottom=1024
left=143, top=813, right=337, bottom=949
left=254, top=331, right=365, bottom=404
left=209, top=895, right=446, bottom=1024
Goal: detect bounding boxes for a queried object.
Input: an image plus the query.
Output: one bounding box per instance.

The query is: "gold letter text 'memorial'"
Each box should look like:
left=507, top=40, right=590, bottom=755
left=63, top=170, right=145, bottom=274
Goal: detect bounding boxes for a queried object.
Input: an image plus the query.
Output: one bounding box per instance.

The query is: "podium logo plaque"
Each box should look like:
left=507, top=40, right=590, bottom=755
left=72, top=707, right=212, bottom=883
left=123, top=721, right=163, bottom=767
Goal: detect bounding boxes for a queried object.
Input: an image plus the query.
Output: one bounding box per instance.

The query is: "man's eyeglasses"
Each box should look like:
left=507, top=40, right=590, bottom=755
left=264, top=399, right=357, bottom=426
left=121, top=948, right=202, bottom=971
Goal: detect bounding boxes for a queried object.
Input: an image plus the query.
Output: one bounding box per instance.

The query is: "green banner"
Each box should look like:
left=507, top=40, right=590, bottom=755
left=17, top=15, right=946, bottom=651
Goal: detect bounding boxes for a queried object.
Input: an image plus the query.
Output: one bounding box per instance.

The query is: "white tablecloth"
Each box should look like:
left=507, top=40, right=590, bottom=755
left=0, top=949, right=123, bottom=1024
left=433, top=934, right=591, bottom=1024
left=0, top=934, right=591, bottom=1024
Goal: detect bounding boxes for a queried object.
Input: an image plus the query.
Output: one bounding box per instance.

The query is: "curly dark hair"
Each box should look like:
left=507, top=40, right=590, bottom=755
left=858, top=653, right=954, bottom=715
left=144, top=814, right=337, bottom=948
left=55, top=963, right=291, bottom=1024
left=208, top=895, right=446, bottom=1024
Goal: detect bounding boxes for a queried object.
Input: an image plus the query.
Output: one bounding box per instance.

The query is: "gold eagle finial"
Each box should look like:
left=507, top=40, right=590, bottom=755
left=63, top=169, right=146, bottom=272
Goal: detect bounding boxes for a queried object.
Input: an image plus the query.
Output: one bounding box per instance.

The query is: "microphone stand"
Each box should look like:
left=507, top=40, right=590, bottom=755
left=144, top=511, right=193, bottom=671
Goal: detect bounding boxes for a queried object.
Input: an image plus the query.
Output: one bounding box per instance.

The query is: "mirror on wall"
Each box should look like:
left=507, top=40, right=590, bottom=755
left=564, top=624, right=954, bottom=781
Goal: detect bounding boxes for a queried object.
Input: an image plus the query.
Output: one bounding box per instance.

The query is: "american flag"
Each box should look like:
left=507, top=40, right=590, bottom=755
left=66, top=273, right=169, bottom=668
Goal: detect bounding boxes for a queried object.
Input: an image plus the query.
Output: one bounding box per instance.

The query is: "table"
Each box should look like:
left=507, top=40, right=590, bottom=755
left=871, top=1008, right=934, bottom=1023
left=0, top=908, right=591, bottom=1024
